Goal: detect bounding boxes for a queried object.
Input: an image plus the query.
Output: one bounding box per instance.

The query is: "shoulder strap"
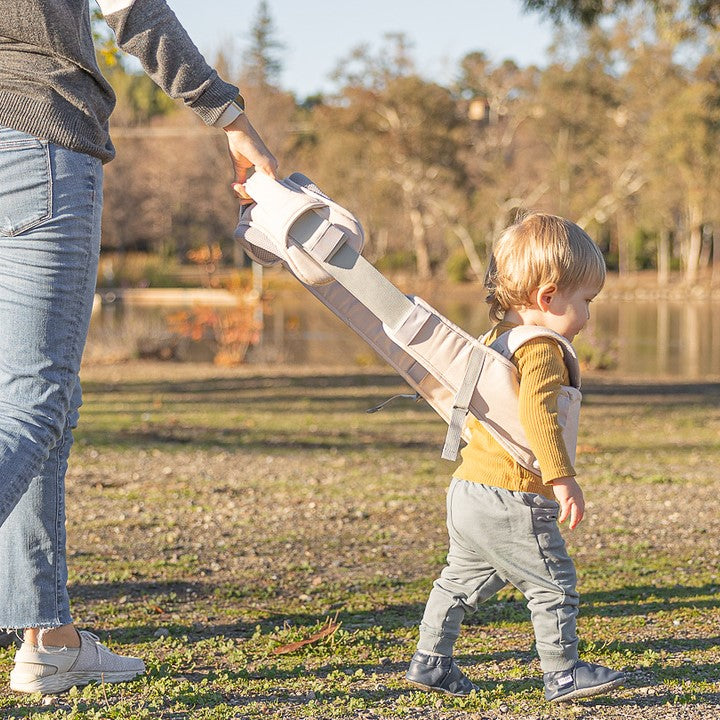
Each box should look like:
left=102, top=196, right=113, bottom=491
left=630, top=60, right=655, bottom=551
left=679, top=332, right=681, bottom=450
left=490, top=326, right=581, bottom=389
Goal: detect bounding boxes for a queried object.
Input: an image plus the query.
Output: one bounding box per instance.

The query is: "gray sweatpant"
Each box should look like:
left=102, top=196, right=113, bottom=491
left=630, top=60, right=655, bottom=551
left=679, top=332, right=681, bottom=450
left=418, top=477, right=579, bottom=673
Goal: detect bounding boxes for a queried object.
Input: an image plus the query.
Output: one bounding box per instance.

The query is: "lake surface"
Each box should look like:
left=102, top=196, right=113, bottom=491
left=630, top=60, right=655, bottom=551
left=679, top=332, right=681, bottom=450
left=245, top=286, right=720, bottom=379
left=90, top=285, right=720, bottom=379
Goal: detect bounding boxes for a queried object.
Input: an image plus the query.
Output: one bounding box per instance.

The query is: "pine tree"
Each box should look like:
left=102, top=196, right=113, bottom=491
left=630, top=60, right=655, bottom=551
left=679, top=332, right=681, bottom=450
left=244, top=0, right=284, bottom=88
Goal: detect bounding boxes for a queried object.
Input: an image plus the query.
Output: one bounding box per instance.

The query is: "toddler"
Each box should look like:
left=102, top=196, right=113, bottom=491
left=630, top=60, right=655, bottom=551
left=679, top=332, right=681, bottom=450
left=405, top=213, right=625, bottom=703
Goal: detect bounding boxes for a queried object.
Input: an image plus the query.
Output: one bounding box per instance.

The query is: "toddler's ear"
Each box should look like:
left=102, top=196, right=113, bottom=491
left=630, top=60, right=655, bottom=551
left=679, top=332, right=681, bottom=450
left=537, top=283, right=557, bottom=311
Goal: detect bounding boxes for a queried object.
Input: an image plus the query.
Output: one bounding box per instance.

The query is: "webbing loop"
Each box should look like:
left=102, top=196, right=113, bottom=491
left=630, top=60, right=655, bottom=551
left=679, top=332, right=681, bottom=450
left=441, top=342, right=488, bottom=461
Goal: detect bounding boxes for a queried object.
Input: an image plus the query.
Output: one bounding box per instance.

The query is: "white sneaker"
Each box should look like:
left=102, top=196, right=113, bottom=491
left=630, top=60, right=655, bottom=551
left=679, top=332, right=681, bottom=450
left=9, top=630, right=145, bottom=694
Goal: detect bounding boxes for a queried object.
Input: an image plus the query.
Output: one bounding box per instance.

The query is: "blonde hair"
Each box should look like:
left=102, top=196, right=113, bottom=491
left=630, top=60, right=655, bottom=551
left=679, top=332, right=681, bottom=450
left=485, top=213, right=606, bottom=321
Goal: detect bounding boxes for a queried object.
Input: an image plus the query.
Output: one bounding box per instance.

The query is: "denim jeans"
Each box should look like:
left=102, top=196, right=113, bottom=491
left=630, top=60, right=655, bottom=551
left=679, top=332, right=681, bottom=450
left=0, top=126, right=102, bottom=628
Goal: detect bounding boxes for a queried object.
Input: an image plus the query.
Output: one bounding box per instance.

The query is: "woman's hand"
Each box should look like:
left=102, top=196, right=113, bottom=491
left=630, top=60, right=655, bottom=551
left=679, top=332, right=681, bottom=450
left=223, top=113, right=278, bottom=202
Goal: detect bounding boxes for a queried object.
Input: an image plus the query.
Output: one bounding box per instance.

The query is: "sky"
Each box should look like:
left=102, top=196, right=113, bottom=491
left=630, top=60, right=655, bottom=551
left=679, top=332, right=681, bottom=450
left=168, top=0, right=558, bottom=99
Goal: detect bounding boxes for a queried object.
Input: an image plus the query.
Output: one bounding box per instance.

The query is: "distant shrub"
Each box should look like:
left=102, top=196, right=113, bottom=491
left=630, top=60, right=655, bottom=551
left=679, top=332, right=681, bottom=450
left=445, top=250, right=471, bottom=283
left=375, top=250, right=416, bottom=274
left=97, top=252, right=186, bottom=289
left=574, top=332, right=616, bottom=371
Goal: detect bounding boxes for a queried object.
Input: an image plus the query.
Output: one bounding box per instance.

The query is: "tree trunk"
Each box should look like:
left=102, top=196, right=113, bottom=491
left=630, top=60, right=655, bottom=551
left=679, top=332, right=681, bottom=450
left=657, top=228, right=671, bottom=286
left=409, top=208, right=432, bottom=280
left=685, top=225, right=702, bottom=283
left=617, top=211, right=632, bottom=277
left=699, top=224, right=713, bottom=269
left=685, top=222, right=702, bottom=284
left=452, top=224, right=485, bottom=282
left=683, top=200, right=704, bottom=284
left=656, top=301, right=670, bottom=374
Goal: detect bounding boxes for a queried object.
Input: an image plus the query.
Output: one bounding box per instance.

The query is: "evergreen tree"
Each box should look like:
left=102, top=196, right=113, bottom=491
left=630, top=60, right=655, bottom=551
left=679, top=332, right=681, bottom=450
left=243, top=0, right=284, bottom=88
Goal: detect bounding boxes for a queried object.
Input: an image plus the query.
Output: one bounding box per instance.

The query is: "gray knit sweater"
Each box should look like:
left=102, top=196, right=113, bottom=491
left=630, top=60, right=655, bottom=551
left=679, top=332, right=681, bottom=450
left=0, top=0, right=238, bottom=162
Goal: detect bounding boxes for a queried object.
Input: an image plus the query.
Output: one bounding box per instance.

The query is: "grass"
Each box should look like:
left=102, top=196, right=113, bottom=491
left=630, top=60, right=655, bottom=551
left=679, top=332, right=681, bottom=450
left=1, top=363, right=719, bottom=719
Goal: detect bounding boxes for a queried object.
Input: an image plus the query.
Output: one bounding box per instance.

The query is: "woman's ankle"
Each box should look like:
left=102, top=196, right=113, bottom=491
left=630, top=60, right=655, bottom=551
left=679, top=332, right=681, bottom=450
left=24, top=624, right=80, bottom=649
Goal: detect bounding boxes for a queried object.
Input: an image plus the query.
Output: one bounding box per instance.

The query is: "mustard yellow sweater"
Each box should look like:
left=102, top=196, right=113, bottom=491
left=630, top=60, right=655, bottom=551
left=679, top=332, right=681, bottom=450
left=454, top=320, right=576, bottom=499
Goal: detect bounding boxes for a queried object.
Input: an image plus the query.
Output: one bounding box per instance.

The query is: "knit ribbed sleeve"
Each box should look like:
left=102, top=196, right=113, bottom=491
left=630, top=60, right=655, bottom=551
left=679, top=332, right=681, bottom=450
left=514, top=339, right=576, bottom=483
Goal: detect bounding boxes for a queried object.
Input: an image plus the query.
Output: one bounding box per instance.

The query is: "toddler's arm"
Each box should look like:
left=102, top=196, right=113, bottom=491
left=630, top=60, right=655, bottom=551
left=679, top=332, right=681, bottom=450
left=515, top=340, right=576, bottom=481
left=551, top=476, right=585, bottom=529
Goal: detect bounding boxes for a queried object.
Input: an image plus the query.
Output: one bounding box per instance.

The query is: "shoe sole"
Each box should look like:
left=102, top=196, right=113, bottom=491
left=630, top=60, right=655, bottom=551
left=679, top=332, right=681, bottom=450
left=10, top=668, right=144, bottom=695
left=405, top=678, right=477, bottom=697
left=549, top=676, right=625, bottom=703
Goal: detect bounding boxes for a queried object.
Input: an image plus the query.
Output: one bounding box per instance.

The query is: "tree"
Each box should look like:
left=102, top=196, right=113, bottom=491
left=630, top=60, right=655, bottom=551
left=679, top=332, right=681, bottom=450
left=454, top=53, right=548, bottom=268
left=235, top=1, right=295, bottom=182
left=292, top=34, right=469, bottom=280
left=509, top=5, right=719, bottom=282
left=100, top=0, right=298, bottom=263
left=650, top=65, right=719, bottom=282
left=243, top=0, right=284, bottom=88
left=598, top=7, right=720, bottom=282
left=522, top=0, right=719, bottom=27
left=330, top=33, right=416, bottom=92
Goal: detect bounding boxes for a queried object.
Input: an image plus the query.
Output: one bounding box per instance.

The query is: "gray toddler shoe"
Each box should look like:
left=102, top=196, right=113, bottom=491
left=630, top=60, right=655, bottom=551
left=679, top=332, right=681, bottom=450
left=405, top=650, right=477, bottom=696
left=544, top=660, right=624, bottom=702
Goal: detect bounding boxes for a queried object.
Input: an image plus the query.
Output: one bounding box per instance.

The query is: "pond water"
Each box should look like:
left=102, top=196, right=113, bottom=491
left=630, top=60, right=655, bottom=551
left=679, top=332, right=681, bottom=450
left=89, top=286, right=720, bottom=379
left=248, top=287, right=719, bottom=379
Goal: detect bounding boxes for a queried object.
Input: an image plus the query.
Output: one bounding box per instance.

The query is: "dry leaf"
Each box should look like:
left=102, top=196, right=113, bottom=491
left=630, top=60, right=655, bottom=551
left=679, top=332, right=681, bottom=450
left=272, top=619, right=341, bottom=655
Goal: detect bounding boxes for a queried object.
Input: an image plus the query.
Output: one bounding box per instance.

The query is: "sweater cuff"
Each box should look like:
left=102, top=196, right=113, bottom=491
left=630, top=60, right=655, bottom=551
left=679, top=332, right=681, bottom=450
left=190, top=76, right=240, bottom=126
left=213, top=94, right=244, bottom=128
left=542, top=466, right=577, bottom=485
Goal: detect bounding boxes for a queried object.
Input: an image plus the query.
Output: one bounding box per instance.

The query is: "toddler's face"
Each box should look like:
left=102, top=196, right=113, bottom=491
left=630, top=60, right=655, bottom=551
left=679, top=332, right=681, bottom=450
left=543, top=284, right=599, bottom=341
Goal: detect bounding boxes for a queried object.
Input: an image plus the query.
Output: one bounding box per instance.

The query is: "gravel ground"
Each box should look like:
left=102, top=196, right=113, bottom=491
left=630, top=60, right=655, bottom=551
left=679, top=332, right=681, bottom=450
left=1, top=363, right=718, bottom=719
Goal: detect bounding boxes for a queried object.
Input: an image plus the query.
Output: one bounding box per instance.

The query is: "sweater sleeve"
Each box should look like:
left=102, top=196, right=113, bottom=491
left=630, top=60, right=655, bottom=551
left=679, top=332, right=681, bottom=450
left=514, top=338, right=575, bottom=483
left=97, top=0, right=238, bottom=126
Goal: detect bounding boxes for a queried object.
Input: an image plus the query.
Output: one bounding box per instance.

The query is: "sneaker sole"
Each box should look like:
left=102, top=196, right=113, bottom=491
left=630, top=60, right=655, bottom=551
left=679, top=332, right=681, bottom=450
left=549, top=676, right=625, bottom=703
left=405, top=678, right=477, bottom=697
left=10, top=668, right=144, bottom=695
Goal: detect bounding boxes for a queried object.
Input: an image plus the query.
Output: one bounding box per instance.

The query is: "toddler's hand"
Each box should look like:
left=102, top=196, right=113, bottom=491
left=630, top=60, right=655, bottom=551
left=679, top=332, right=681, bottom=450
left=551, top=476, right=585, bottom=529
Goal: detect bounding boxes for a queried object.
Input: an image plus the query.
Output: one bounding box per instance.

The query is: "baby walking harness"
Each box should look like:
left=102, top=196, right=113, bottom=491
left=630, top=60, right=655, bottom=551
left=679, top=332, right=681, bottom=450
left=235, top=172, right=582, bottom=476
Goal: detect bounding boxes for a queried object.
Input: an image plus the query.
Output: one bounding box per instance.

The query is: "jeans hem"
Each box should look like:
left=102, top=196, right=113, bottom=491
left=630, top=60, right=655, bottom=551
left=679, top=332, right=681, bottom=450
left=2, top=621, right=68, bottom=632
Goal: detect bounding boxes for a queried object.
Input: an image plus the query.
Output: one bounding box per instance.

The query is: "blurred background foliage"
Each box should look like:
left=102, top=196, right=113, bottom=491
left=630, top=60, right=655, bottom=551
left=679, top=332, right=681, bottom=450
left=95, top=0, right=720, bottom=286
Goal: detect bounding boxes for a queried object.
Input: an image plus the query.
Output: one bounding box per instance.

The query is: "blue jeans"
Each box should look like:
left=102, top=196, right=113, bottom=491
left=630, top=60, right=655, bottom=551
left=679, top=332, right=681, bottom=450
left=0, top=126, right=102, bottom=629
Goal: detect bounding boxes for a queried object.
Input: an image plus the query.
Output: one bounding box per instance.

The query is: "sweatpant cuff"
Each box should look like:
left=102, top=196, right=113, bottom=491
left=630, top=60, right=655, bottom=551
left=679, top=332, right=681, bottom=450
left=417, top=630, right=457, bottom=657
left=539, top=654, right=578, bottom=673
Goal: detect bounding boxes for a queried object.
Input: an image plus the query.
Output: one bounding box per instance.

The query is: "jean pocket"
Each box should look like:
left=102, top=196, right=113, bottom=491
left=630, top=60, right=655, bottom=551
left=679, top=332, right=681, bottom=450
left=0, top=132, right=52, bottom=236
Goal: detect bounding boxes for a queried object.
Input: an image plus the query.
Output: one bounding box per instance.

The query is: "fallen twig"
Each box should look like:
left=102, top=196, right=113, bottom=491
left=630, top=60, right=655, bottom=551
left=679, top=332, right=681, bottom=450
left=272, top=617, right=342, bottom=655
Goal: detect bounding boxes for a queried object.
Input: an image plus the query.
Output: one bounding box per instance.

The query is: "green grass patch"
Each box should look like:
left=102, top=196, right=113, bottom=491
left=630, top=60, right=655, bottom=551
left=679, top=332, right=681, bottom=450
left=1, top=365, right=719, bottom=718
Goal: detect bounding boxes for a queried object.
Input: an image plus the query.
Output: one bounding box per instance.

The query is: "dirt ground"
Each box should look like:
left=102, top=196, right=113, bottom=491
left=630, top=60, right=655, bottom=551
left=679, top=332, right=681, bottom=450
left=1, top=362, right=719, bottom=719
